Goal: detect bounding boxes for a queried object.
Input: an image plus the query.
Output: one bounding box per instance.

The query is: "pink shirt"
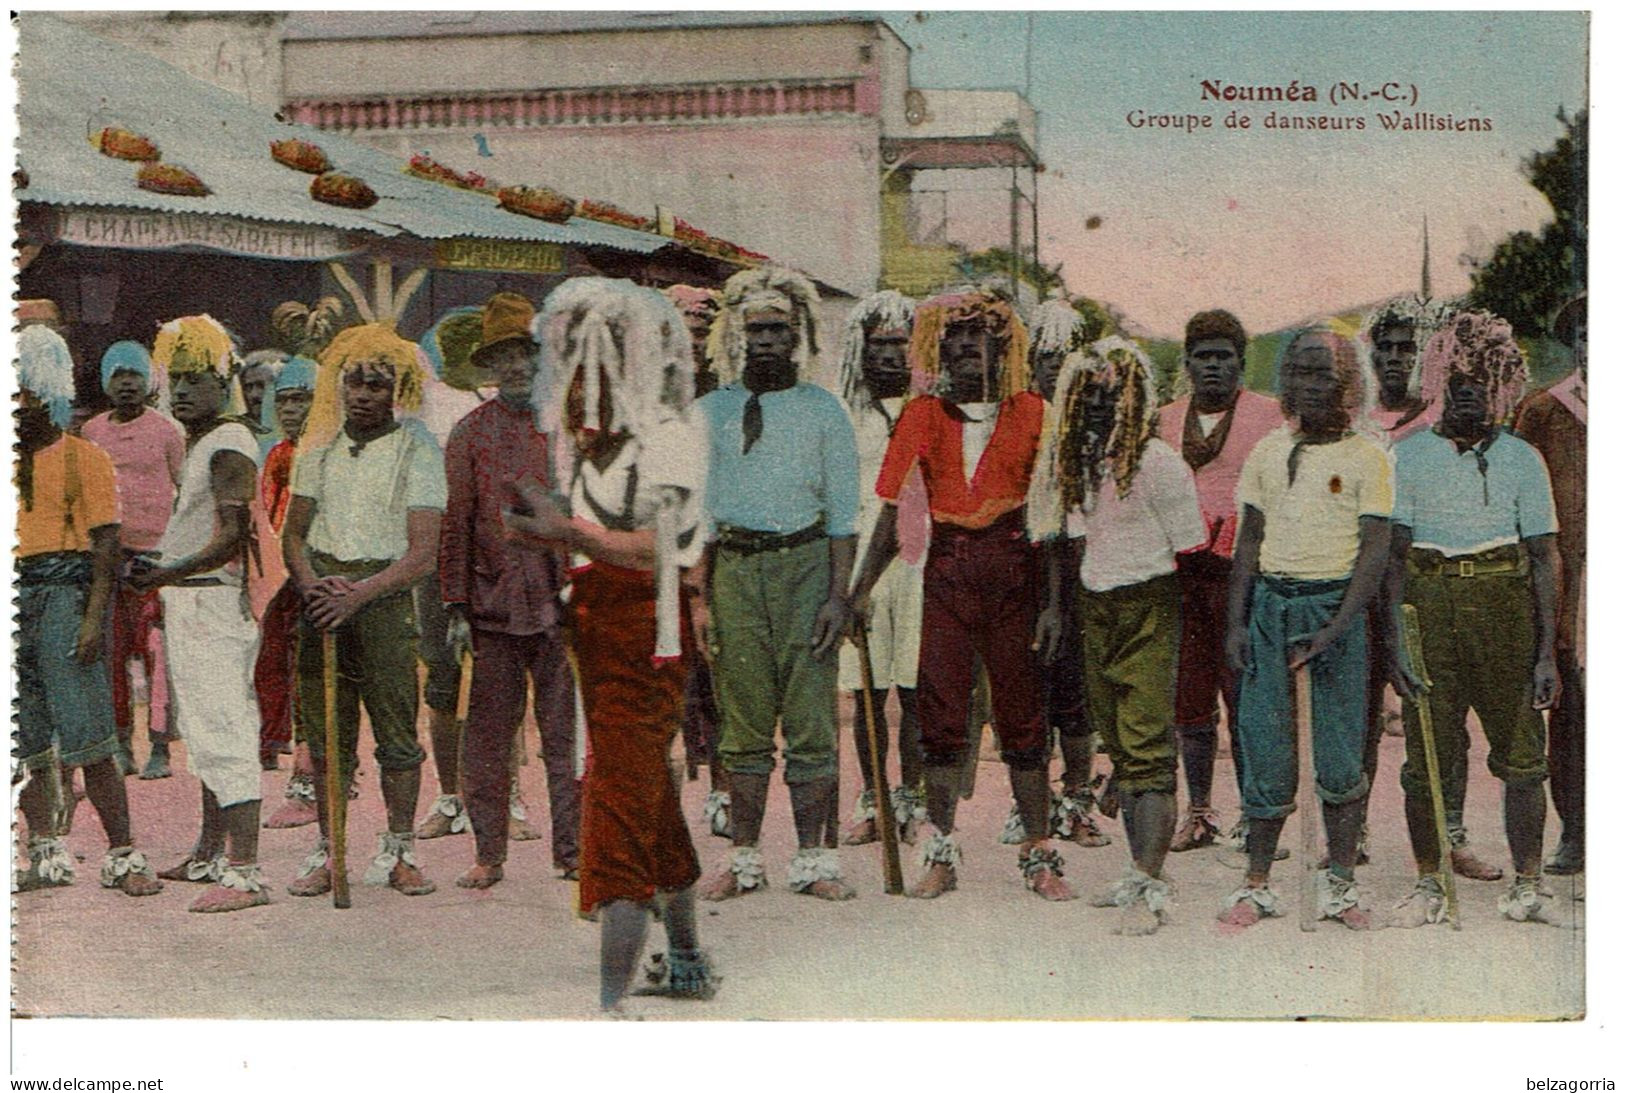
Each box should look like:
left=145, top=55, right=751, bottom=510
left=1157, top=389, right=1283, bottom=559
left=80, top=409, right=185, bottom=552
left=1368, top=401, right=1439, bottom=448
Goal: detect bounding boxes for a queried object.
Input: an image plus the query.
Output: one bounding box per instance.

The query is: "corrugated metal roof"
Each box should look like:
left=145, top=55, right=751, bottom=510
left=16, top=13, right=666, bottom=254
left=284, top=11, right=881, bottom=42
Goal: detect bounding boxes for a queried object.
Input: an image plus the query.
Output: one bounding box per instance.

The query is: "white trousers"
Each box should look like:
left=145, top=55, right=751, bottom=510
left=161, top=585, right=263, bottom=808
left=839, top=559, right=924, bottom=692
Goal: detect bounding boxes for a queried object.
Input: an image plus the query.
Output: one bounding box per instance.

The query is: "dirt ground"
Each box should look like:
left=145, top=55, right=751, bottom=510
left=12, top=696, right=1584, bottom=1023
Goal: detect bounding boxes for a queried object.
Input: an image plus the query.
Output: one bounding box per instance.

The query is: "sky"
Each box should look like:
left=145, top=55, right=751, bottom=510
left=880, top=10, right=1588, bottom=338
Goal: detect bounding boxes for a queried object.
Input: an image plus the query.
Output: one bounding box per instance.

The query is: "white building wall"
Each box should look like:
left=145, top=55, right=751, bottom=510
left=282, top=22, right=886, bottom=98
left=54, top=11, right=285, bottom=110
left=347, top=116, right=883, bottom=299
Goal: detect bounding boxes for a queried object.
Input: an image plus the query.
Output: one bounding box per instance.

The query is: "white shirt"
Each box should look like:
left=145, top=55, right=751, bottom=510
left=1065, top=438, right=1208, bottom=592
left=958, top=401, right=1000, bottom=483
left=158, top=420, right=260, bottom=583
left=291, top=426, right=447, bottom=563
left=849, top=397, right=912, bottom=560
left=1197, top=411, right=1225, bottom=437
left=570, top=413, right=708, bottom=570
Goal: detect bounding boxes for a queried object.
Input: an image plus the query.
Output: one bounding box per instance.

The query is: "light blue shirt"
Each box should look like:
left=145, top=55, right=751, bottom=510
left=1392, top=427, right=1557, bottom=555
left=696, top=383, right=859, bottom=537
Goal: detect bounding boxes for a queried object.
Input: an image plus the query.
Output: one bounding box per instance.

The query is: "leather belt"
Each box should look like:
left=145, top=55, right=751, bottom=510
left=715, top=521, right=825, bottom=556
left=1406, top=545, right=1526, bottom=579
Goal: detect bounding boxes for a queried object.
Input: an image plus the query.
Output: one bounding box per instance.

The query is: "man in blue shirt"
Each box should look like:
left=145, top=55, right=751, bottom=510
left=1386, top=310, right=1563, bottom=927
left=694, top=268, right=860, bottom=903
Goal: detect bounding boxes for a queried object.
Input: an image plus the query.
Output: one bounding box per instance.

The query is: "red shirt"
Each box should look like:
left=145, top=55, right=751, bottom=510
left=261, top=439, right=296, bottom=533
left=874, top=391, right=1046, bottom=530
left=439, top=399, right=565, bottom=635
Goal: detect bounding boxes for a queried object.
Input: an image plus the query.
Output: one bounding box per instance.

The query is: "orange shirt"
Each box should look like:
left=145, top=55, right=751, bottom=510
left=15, top=435, right=120, bottom=557
left=874, top=391, right=1046, bottom=529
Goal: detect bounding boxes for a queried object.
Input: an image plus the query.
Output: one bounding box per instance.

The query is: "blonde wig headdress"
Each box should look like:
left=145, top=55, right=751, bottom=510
left=908, top=289, right=1030, bottom=400
left=151, top=314, right=243, bottom=417
left=1360, top=294, right=1456, bottom=399
left=300, top=322, right=426, bottom=454
left=1416, top=309, right=1528, bottom=426
left=837, top=290, right=916, bottom=412
left=705, top=266, right=821, bottom=386
left=1042, top=335, right=1160, bottom=518
left=17, top=324, right=77, bottom=429
left=533, top=277, right=695, bottom=662
left=153, top=314, right=236, bottom=379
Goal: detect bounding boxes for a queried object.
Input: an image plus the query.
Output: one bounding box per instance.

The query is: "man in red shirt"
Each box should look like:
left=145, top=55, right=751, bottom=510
left=438, top=294, right=579, bottom=888
left=850, top=289, right=1073, bottom=901
left=1513, top=295, right=1586, bottom=877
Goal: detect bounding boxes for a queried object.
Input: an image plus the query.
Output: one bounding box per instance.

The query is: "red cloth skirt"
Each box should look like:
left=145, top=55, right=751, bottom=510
left=573, top=562, right=701, bottom=912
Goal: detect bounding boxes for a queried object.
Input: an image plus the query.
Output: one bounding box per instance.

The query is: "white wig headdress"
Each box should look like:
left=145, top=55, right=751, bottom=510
left=837, top=290, right=915, bottom=412
left=1360, top=294, right=1457, bottom=399
left=1028, top=298, right=1093, bottom=359
left=17, top=325, right=78, bottom=429
left=532, top=278, right=695, bottom=662
left=705, top=266, right=821, bottom=386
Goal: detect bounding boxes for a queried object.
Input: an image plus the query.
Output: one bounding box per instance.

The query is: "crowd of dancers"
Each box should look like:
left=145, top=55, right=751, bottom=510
left=13, top=269, right=1585, bottom=1011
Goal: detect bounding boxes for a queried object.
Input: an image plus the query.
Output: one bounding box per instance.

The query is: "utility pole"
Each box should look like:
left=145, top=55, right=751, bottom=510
left=1025, top=13, right=1034, bottom=100
left=1009, top=163, right=1021, bottom=300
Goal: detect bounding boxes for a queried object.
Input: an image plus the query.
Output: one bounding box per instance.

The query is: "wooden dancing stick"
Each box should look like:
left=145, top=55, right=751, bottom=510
left=853, top=627, right=904, bottom=895
left=322, top=631, right=351, bottom=910
left=1293, top=662, right=1317, bottom=933
left=1400, top=605, right=1460, bottom=929
left=455, top=648, right=474, bottom=782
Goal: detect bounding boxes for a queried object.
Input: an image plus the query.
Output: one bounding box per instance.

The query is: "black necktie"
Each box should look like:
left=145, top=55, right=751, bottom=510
left=742, top=392, right=764, bottom=455
left=740, top=360, right=795, bottom=455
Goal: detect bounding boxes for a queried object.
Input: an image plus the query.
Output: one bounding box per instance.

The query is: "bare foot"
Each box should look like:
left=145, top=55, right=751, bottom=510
left=1026, top=866, right=1078, bottom=902
left=157, top=856, right=219, bottom=883
left=1218, top=900, right=1262, bottom=928
left=1327, top=905, right=1373, bottom=931
left=698, top=851, right=764, bottom=901
left=908, top=862, right=956, bottom=899
left=116, top=871, right=164, bottom=897
left=389, top=860, right=436, bottom=896
left=189, top=884, right=270, bottom=913
left=415, top=796, right=468, bottom=840
left=1119, top=900, right=1162, bottom=936
left=263, top=797, right=318, bottom=829
left=456, top=863, right=505, bottom=889
left=841, top=818, right=878, bottom=846
left=1020, top=845, right=1077, bottom=902
left=797, top=878, right=857, bottom=901
left=287, top=864, right=332, bottom=897
left=697, top=867, right=744, bottom=902
left=1451, top=845, right=1504, bottom=882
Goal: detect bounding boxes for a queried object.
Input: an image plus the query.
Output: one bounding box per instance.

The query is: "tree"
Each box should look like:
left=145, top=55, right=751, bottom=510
left=1466, top=109, right=1586, bottom=336
left=956, top=246, right=1065, bottom=299
left=1068, top=296, right=1119, bottom=344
